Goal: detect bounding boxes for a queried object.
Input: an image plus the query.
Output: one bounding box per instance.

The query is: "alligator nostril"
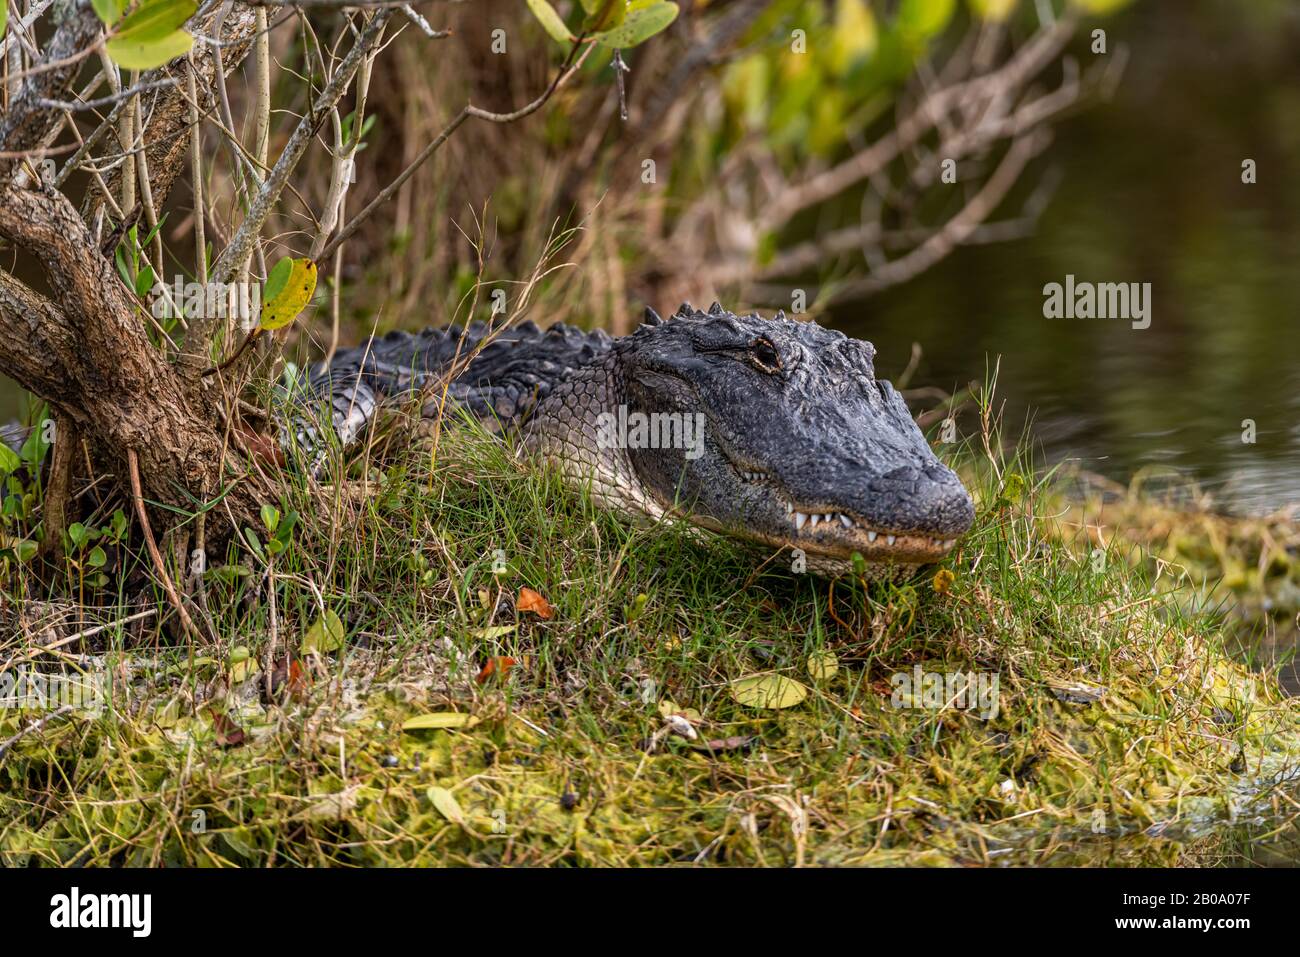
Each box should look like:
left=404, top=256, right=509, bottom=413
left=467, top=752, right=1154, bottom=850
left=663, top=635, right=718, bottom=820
left=869, top=465, right=921, bottom=493
left=882, top=465, right=920, bottom=482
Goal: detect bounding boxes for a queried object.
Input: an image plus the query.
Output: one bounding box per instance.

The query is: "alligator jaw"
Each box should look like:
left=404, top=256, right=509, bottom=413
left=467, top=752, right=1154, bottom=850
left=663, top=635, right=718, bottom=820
left=719, top=446, right=962, bottom=563
left=685, top=494, right=958, bottom=564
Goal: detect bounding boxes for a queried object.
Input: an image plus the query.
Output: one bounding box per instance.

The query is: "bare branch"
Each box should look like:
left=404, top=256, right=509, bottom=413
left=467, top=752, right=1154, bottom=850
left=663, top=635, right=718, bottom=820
left=0, top=4, right=102, bottom=172
left=208, top=10, right=394, bottom=288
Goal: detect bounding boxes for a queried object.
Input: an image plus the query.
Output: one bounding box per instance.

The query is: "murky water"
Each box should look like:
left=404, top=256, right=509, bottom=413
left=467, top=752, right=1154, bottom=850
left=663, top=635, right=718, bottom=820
left=832, top=0, right=1300, bottom=517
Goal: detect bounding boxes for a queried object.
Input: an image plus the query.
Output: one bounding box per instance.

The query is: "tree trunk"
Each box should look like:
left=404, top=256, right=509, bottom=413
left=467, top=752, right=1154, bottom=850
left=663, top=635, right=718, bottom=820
left=0, top=185, right=270, bottom=546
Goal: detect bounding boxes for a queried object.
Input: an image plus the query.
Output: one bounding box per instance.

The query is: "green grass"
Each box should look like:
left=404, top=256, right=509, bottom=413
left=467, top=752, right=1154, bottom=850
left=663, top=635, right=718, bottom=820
left=2, top=416, right=1299, bottom=867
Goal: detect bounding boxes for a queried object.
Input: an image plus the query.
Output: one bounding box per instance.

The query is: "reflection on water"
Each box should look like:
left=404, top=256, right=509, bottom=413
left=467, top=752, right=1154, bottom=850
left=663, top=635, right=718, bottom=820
left=832, top=0, right=1300, bottom=517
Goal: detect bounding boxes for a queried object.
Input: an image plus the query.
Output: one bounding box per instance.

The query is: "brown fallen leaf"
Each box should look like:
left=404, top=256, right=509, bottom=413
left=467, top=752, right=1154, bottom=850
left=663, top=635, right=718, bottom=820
left=517, top=587, right=554, bottom=619
left=476, top=656, right=518, bottom=684
left=234, top=420, right=286, bottom=468
left=208, top=707, right=246, bottom=748
left=265, top=655, right=310, bottom=702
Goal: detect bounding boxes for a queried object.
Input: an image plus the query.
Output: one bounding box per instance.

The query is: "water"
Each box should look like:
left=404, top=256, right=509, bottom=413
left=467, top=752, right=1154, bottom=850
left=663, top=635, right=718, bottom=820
left=832, top=0, right=1300, bottom=517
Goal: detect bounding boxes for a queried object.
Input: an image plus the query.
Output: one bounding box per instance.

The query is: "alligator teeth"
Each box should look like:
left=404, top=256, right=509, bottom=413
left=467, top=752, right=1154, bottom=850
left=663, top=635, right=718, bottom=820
left=867, top=531, right=877, bottom=543
left=886, top=535, right=896, bottom=546
left=809, top=514, right=821, bottom=528
left=785, top=502, right=793, bottom=514
left=794, top=512, right=808, bottom=530
left=839, top=514, right=853, bottom=528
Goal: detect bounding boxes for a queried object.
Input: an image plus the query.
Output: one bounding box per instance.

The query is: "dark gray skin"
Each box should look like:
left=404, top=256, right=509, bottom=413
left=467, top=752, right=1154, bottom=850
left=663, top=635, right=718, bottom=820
left=293, top=302, right=975, bottom=576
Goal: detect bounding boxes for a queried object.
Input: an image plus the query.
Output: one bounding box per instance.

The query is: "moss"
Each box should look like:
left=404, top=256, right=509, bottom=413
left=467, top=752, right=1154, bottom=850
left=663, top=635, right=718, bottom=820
left=1, top=428, right=1298, bottom=867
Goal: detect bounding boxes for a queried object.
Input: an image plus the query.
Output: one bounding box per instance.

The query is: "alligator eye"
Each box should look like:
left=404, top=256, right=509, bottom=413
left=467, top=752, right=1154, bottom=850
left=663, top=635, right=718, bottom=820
left=749, top=337, right=782, bottom=373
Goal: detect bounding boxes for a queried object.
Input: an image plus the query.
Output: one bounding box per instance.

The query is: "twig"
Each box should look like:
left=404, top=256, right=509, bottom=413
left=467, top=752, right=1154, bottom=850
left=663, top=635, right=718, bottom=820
left=0, top=705, right=75, bottom=762
left=315, top=30, right=593, bottom=263
left=127, top=448, right=203, bottom=643
left=37, top=609, right=159, bottom=653
left=35, top=77, right=179, bottom=112
left=209, top=10, right=394, bottom=287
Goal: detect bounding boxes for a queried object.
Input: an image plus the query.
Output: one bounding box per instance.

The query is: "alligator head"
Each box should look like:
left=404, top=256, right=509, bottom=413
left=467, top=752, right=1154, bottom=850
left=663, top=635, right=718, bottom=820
left=590, top=303, right=975, bottom=575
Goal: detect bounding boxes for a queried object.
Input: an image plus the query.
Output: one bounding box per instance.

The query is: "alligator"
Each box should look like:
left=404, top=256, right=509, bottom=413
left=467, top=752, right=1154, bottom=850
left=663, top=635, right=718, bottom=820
left=292, top=302, right=975, bottom=577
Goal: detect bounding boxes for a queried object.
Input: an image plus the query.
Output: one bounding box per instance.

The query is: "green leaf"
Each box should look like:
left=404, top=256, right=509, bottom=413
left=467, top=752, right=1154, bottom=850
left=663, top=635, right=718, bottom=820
left=106, top=29, right=193, bottom=70
left=274, top=510, right=299, bottom=547
left=8, top=540, right=38, bottom=563
left=87, top=546, right=108, bottom=569
left=582, top=0, right=625, bottom=32
left=0, top=1, right=8, bottom=41
left=19, top=419, right=50, bottom=468
left=525, top=0, right=571, bottom=43
left=258, top=258, right=317, bottom=331
left=592, top=1, right=678, bottom=48
left=113, top=0, right=196, bottom=43
left=0, top=443, right=19, bottom=476
left=260, top=504, right=280, bottom=534
left=134, top=264, right=155, bottom=298
left=303, top=610, right=346, bottom=654
left=68, top=522, right=88, bottom=547
left=427, top=786, right=467, bottom=826
left=897, top=0, right=955, bottom=45
left=402, top=712, right=480, bottom=731
left=92, top=0, right=129, bottom=26
left=730, top=673, right=809, bottom=710
left=262, top=256, right=293, bottom=303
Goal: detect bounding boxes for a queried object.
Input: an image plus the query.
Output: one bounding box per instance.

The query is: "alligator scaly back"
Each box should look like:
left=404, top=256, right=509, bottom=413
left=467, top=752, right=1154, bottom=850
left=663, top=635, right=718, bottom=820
left=291, top=319, right=613, bottom=457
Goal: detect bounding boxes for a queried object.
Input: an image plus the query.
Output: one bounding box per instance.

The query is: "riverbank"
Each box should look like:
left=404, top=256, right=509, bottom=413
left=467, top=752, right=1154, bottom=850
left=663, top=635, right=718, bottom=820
left=2, top=421, right=1299, bottom=866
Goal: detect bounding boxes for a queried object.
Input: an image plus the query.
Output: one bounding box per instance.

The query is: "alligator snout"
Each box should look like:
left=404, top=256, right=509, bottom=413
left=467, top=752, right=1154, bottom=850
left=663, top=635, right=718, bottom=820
left=862, top=463, right=975, bottom=538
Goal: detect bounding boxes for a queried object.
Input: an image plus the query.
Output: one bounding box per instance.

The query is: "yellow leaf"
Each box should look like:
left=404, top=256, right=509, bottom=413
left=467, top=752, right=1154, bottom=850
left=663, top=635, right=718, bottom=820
left=258, top=258, right=317, bottom=331
left=228, top=645, right=259, bottom=683
left=658, top=698, right=702, bottom=723
left=730, top=674, right=808, bottom=710
left=402, top=712, right=480, bottom=731
left=830, top=0, right=877, bottom=74
left=807, top=650, right=839, bottom=682
left=303, top=610, right=345, bottom=653
left=932, top=568, right=955, bottom=594
left=1071, top=0, right=1133, bottom=13
left=968, top=0, right=1017, bottom=21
